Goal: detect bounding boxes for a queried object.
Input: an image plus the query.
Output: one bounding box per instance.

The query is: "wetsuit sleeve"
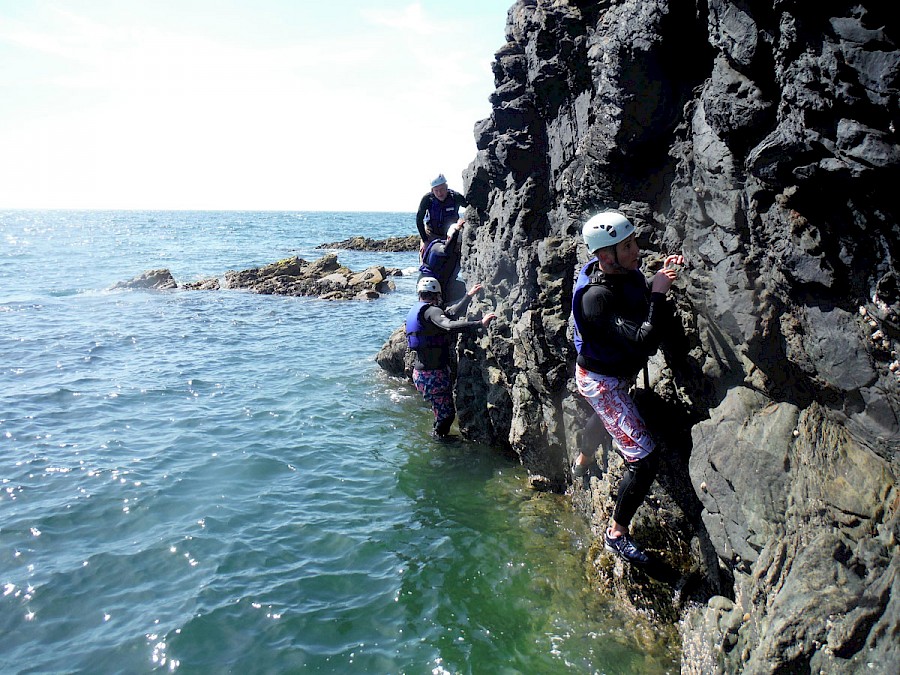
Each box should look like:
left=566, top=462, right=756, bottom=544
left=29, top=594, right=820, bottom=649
left=423, top=305, right=482, bottom=333
left=444, top=293, right=473, bottom=319
left=639, top=292, right=670, bottom=351
left=416, top=194, right=431, bottom=242
left=454, top=190, right=469, bottom=209
left=581, top=285, right=666, bottom=355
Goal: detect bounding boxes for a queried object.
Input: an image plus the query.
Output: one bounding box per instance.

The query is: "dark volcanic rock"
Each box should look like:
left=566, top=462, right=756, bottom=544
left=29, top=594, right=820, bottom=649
left=110, top=269, right=178, bottom=291
left=181, top=277, right=220, bottom=291
left=316, top=235, right=420, bottom=252
left=377, top=1, right=900, bottom=671
left=375, top=325, right=415, bottom=379
left=124, top=254, right=400, bottom=300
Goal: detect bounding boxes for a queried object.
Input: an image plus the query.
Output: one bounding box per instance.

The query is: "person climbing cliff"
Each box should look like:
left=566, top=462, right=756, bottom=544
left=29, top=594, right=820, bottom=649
left=418, top=222, right=465, bottom=304
left=571, top=211, right=684, bottom=565
left=416, top=174, right=468, bottom=251
left=406, top=276, right=496, bottom=439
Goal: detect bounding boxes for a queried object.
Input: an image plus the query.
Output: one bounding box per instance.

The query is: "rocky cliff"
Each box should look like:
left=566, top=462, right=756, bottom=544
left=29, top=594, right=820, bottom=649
left=412, top=1, right=898, bottom=672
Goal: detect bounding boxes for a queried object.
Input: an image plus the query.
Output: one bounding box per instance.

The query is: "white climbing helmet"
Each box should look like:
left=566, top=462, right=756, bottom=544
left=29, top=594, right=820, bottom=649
left=581, top=211, right=635, bottom=253
left=431, top=174, right=448, bottom=188
left=417, top=276, right=442, bottom=294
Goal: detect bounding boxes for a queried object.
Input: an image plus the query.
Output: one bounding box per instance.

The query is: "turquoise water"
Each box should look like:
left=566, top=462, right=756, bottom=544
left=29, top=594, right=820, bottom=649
left=0, top=211, right=678, bottom=673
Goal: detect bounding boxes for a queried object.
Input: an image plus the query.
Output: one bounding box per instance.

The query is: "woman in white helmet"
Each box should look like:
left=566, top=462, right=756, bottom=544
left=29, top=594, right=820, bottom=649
left=571, top=211, right=684, bottom=565
left=405, top=276, right=496, bottom=438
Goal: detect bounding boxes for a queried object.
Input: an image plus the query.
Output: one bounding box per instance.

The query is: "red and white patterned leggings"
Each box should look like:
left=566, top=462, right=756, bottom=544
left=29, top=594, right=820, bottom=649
left=575, top=364, right=655, bottom=461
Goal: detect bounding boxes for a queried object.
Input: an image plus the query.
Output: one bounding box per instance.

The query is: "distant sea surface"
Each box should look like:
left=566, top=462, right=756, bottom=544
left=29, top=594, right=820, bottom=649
left=0, top=210, right=678, bottom=673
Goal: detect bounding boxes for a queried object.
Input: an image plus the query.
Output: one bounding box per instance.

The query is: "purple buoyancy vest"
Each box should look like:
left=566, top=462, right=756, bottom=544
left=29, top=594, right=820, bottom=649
left=405, top=301, right=450, bottom=351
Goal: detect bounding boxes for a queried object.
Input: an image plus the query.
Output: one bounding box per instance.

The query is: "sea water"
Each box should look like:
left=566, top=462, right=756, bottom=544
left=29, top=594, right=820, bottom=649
left=0, top=210, right=678, bottom=673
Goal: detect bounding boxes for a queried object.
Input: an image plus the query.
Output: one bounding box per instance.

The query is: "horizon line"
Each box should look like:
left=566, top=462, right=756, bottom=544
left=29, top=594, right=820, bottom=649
left=0, top=206, right=418, bottom=215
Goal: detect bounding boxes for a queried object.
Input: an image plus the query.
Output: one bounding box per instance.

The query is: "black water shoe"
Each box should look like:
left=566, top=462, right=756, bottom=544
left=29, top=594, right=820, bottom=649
left=604, top=531, right=649, bottom=565
left=572, top=459, right=597, bottom=479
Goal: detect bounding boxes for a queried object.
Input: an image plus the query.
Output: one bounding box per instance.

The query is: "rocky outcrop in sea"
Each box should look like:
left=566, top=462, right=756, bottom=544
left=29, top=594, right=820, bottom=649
left=114, top=252, right=402, bottom=301
left=316, top=234, right=419, bottom=252
left=378, top=1, right=898, bottom=671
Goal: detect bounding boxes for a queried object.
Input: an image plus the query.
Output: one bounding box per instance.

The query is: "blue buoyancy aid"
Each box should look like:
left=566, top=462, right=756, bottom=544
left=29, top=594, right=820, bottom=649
left=572, top=259, right=659, bottom=377
left=425, top=192, right=460, bottom=232
left=419, top=238, right=461, bottom=290
left=405, top=301, right=450, bottom=351
left=572, top=258, right=606, bottom=363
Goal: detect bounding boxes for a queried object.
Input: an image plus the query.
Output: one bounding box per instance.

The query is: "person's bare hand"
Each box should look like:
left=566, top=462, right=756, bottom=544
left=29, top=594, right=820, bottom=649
left=468, top=283, right=484, bottom=297
left=481, top=312, right=497, bottom=327
left=651, top=267, right=678, bottom=293
left=663, top=254, right=684, bottom=269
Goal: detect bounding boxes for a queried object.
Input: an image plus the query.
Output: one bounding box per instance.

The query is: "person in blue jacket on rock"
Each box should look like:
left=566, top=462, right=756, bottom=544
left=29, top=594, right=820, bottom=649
left=416, top=174, right=468, bottom=250
left=406, top=276, right=496, bottom=438
left=571, top=210, right=684, bottom=565
left=419, top=222, right=466, bottom=304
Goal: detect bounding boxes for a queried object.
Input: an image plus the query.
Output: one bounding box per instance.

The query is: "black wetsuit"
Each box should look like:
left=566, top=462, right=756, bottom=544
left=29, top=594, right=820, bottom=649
left=416, top=190, right=468, bottom=243
left=574, top=264, right=673, bottom=528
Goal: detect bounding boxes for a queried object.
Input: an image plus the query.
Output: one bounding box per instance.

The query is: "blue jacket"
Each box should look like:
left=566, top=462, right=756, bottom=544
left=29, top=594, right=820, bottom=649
left=419, top=237, right=461, bottom=293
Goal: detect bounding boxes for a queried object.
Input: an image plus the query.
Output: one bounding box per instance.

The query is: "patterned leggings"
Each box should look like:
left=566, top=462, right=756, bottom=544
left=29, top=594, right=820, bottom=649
left=413, top=367, right=456, bottom=436
left=576, top=365, right=658, bottom=528
left=575, top=365, right=654, bottom=460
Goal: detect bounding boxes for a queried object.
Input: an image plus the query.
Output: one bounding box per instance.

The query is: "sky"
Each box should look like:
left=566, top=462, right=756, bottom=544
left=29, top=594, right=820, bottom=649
left=0, top=1, right=512, bottom=211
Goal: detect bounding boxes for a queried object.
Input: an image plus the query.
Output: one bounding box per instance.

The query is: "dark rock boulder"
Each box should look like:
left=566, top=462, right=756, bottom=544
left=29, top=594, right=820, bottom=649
left=122, top=253, right=401, bottom=300
left=316, top=235, right=420, bottom=252
left=109, top=269, right=178, bottom=291
left=375, top=0, right=900, bottom=670
left=375, top=325, right=415, bottom=380
left=182, top=277, right=220, bottom=291
left=221, top=253, right=397, bottom=300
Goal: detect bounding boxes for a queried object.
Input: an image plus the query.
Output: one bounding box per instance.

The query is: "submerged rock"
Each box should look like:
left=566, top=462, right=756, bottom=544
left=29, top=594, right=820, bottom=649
left=109, top=269, right=178, bottom=291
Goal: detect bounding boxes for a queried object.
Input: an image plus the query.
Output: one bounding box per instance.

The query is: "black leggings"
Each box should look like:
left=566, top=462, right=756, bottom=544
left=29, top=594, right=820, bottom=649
left=613, top=451, right=660, bottom=528
left=582, top=411, right=659, bottom=528
left=580, top=414, right=607, bottom=456
left=435, top=415, right=454, bottom=437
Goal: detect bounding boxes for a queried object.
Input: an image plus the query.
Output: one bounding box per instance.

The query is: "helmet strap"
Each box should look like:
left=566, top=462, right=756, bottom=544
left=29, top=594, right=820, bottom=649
left=611, top=248, right=630, bottom=273
left=597, top=247, right=627, bottom=274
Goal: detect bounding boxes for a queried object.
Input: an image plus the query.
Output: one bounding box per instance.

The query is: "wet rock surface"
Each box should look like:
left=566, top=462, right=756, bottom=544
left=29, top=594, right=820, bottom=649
left=378, top=1, right=899, bottom=670
left=216, top=253, right=398, bottom=300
